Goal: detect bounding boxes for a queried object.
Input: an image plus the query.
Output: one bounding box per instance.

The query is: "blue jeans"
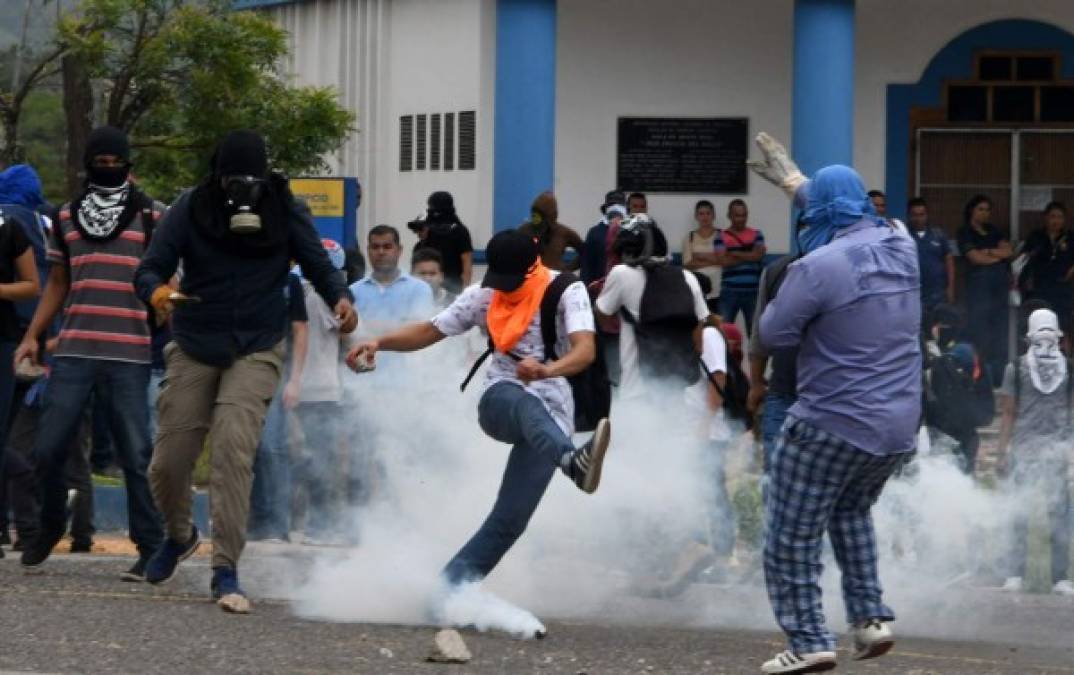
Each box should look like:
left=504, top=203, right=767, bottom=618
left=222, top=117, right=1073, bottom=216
left=295, top=401, right=342, bottom=537
left=147, top=368, right=165, bottom=444
left=0, top=341, right=16, bottom=484
left=705, top=440, right=735, bottom=557
left=720, top=287, right=758, bottom=335
left=34, top=357, right=163, bottom=558
left=249, top=390, right=291, bottom=538
left=761, top=392, right=796, bottom=476
left=442, top=381, right=575, bottom=585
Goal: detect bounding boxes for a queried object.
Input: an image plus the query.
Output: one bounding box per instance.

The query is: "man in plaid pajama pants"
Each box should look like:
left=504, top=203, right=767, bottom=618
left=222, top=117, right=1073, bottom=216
left=749, top=134, right=921, bottom=674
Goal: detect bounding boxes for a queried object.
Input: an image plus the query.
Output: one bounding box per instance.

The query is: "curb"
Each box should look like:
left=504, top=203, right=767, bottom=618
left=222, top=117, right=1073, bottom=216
left=92, top=485, right=210, bottom=533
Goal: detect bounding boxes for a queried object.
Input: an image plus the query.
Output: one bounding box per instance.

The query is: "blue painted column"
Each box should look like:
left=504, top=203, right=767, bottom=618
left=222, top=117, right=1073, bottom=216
left=493, top=0, right=556, bottom=233
left=792, top=0, right=855, bottom=176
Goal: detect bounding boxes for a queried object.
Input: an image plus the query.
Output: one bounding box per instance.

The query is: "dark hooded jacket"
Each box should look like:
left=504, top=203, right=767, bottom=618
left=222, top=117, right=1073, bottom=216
left=134, top=187, right=350, bottom=368
left=517, top=191, right=584, bottom=272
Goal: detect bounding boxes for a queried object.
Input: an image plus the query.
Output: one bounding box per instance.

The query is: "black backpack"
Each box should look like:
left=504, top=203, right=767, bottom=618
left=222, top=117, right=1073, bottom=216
left=927, top=349, right=995, bottom=434
left=460, top=273, right=612, bottom=433
left=698, top=325, right=753, bottom=430
left=619, top=263, right=701, bottom=386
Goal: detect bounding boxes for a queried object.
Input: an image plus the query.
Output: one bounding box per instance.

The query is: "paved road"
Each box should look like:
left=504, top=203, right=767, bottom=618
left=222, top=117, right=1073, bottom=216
left=2, top=550, right=1073, bottom=674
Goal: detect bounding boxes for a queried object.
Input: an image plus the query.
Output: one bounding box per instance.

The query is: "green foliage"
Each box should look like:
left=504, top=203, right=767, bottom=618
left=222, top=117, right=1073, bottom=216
left=58, top=0, right=354, bottom=200
left=21, top=90, right=67, bottom=203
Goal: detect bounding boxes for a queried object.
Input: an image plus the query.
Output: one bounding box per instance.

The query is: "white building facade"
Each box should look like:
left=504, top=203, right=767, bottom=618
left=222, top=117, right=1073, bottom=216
left=239, top=0, right=1074, bottom=255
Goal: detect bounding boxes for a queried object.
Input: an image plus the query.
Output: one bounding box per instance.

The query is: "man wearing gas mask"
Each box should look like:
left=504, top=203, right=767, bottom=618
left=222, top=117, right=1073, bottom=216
left=134, top=130, right=357, bottom=614
left=16, top=126, right=165, bottom=580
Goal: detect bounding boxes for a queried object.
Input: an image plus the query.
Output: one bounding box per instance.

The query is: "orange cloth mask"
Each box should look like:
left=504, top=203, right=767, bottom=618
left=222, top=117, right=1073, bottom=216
left=486, top=262, right=551, bottom=354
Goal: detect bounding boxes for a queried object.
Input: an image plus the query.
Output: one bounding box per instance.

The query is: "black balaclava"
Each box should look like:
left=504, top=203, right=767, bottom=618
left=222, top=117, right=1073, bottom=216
left=73, top=126, right=140, bottom=241
left=426, top=191, right=461, bottom=234
left=84, top=125, right=131, bottom=188
left=190, top=130, right=289, bottom=257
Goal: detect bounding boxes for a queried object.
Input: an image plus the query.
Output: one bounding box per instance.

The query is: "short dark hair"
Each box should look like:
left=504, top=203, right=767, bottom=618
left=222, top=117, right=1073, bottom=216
left=694, top=199, right=714, bottom=214
left=411, top=247, right=443, bottom=269
left=868, top=190, right=886, bottom=199
left=907, top=197, right=927, bottom=210
left=368, top=224, right=400, bottom=245
left=628, top=192, right=647, bottom=203
left=727, top=198, right=747, bottom=215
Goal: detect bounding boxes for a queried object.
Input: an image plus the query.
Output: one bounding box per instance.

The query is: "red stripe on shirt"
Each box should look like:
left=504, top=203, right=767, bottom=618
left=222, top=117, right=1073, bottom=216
left=65, top=304, right=148, bottom=320
left=70, top=280, right=136, bottom=292
left=70, top=253, right=140, bottom=267
left=64, top=230, right=81, bottom=242
left=119, top=230, right=146, bottom=243
left=59, top=329, right=151, bottom=345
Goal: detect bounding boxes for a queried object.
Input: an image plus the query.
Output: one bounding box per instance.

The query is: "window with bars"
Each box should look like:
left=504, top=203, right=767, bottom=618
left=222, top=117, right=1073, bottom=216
left=416, top=114, right=427, bottom=170
left=459, top=111, right=476, bottom=170
left=399, top=110, right=476, bottom=172
left=946, top=51, right=1074, bottom=123
left=444, top=112, right=455, bottom=171
left=430, top=114, right=441, bottom=170
left=399, top=115, right=413, bottom=171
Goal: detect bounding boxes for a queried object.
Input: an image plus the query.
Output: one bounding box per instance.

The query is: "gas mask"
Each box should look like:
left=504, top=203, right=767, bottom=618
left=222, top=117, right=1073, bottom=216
left=223, top=175, right=267, bottom=234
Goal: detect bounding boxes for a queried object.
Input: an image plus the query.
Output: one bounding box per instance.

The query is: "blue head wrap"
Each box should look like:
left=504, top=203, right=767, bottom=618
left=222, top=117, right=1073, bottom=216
left=0, top=164, right=44, bottom=209
left=795, top=165, right=882, bottom=254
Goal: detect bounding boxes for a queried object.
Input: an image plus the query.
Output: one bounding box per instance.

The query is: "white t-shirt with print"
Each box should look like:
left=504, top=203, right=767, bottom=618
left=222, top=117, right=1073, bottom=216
left=684, top=325, right=731, bottom=441
left=431, top=276, right=595, bottom=435
left=595, top=264, right=710, bottom=398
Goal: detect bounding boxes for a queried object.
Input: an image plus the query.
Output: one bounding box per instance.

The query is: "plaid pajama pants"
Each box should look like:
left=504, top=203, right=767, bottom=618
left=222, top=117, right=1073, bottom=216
left=764, top=415, right=907, bottom=654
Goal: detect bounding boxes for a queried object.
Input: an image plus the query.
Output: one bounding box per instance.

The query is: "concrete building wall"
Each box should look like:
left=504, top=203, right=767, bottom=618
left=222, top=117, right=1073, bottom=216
left=554, top=0, right=796, bottom=251
left=272, top=0, right=496, bottom=252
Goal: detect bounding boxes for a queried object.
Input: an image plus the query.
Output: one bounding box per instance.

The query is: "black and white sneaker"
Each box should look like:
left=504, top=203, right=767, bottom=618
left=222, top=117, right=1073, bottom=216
left=564, top=418, right=610, bottom=494
left=760, top=650, right=836, bottom=674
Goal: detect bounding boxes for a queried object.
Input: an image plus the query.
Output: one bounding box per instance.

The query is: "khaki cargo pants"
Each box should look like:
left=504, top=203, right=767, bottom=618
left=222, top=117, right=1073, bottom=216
left=149, top=341, right=284, bottom=569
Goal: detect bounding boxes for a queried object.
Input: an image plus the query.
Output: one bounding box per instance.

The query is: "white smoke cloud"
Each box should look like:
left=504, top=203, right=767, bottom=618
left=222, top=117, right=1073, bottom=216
left=285, top=335, right=1068, bottom=643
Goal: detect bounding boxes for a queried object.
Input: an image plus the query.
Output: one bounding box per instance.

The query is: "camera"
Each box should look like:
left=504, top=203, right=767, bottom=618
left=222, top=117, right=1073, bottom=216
left=407, top=214, right=427, bottom=233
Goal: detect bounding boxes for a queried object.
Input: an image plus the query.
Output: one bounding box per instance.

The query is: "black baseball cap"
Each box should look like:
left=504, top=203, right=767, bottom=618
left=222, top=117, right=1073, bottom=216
left=482, top=230, right=539, bottom=291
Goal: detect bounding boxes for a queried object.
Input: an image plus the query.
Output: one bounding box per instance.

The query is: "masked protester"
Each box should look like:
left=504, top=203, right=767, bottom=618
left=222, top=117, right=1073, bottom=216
left=15, top=126, right=165, bottom=578
left=345, top=229, right=610, bottom=635
left=411, top=191, right=473, bottom=294
left=133, top=130, right=357, bottom=614
left=517, top=191, right=584, bottom=272
left=995, top=309, right=1074, bottom=597
left=750, top=133, right=920, bottom=674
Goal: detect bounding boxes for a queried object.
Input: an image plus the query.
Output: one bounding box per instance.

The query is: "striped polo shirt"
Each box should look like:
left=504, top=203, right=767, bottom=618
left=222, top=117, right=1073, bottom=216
left=715, top=226, right=765, bottom=292
left=46, top=204, right=161, bottom=364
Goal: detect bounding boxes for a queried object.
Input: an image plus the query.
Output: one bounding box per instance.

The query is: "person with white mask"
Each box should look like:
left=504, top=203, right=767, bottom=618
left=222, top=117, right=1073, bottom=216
left=996, top=308, right=1074, bottom=597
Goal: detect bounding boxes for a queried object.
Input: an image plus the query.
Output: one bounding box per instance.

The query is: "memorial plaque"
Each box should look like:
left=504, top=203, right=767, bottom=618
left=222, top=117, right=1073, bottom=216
left=616, top=117, right=748, bottom=194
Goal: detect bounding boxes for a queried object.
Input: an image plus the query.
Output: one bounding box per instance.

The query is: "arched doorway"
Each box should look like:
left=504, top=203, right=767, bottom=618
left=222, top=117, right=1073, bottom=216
left=886, top=19, right=1074, bottom=239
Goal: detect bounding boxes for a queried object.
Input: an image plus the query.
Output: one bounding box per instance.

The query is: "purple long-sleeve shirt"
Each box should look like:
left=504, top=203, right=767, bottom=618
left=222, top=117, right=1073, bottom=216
left=759, top=219, right=922, bottom=455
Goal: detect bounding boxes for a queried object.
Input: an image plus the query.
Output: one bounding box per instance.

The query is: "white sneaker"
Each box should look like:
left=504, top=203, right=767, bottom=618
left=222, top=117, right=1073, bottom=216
left=1053, top=580, right=1074, bottom=596
left=850, top=619, right=894, bottom=660
left=1001, top=576, right=1024, bottom=592
left=760, top=650, right=836, bottom=674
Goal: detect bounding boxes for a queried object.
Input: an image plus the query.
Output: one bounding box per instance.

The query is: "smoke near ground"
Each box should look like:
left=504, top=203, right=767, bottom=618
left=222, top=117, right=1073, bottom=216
left=287, top=338, right=1070, bottom=643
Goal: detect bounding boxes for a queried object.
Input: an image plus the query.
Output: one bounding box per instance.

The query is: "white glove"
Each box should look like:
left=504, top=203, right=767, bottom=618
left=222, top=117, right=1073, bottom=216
left=747, top=132, right=807, bottom=199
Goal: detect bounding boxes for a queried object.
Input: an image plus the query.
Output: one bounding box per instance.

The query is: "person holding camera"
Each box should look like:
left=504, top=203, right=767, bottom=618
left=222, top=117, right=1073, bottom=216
left=133, top=130, right=356, bottom=613
left=410, top=191, right=472, bottom=294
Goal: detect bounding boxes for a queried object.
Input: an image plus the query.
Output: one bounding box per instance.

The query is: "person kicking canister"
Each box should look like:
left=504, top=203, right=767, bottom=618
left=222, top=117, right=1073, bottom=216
left=345, top=230, right=610, bottom=629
